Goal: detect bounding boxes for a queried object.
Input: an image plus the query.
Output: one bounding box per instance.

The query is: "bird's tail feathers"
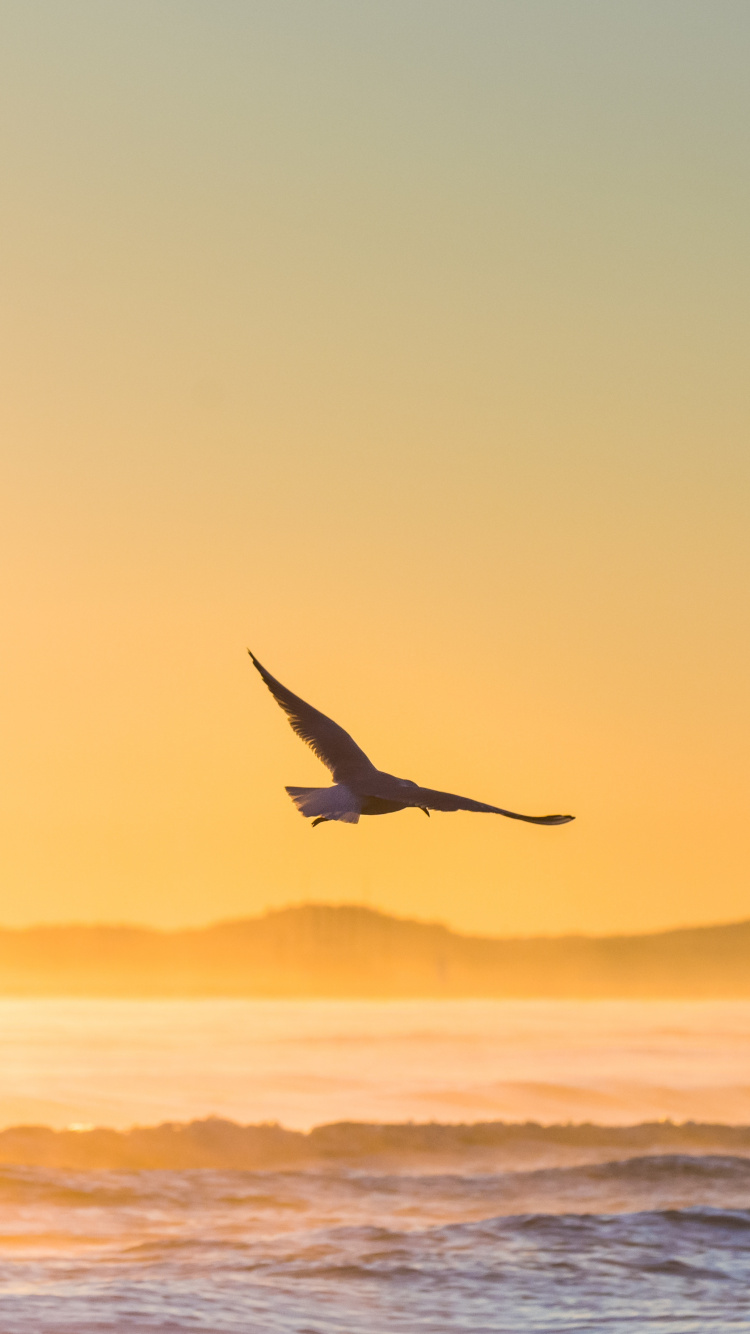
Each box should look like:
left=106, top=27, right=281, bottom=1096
left=285, top=785, right=360, bottom=824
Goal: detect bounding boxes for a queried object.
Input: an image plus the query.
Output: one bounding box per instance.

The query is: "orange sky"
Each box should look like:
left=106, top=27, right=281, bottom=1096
left=1, top=1, right=749, bottom=935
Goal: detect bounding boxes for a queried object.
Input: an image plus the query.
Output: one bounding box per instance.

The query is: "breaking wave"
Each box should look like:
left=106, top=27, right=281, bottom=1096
left=2, top=1129, right=750, bottom=1331
left=2, top=1115, right=750, bottom=1171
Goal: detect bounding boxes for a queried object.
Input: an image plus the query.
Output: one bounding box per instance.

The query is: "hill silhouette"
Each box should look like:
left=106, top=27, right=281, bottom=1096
left=0, top=905, right=748, bottom=997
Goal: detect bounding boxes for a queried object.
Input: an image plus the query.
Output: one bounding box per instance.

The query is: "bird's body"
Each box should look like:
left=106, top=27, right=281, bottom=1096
left=249, top=651, right=574, bottom=828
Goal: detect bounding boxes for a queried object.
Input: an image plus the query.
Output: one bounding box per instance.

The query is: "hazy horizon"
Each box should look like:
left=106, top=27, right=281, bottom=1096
left=0, top=903, right=745, bottom=1000
left=1, top=900, right=749, bottom=939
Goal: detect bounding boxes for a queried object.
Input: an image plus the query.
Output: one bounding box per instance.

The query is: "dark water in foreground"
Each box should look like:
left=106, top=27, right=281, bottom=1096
left=1, top=1146, right=750, bottom=1332
left=2, top=1002, right=750, bottom=1328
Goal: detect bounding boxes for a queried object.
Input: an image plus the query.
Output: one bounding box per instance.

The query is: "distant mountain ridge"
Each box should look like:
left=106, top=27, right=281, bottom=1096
left=0, top=904, right=748, bottom=997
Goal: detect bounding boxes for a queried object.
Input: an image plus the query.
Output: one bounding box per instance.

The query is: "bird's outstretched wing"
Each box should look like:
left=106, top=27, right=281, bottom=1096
left=248, top=651, right=373, bottom=778
left=370, top=781, right=574, bottom=825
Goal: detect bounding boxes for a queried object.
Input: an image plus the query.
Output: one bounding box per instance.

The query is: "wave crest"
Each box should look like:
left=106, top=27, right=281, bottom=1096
left=2, top=1117, right=750, bottom=1171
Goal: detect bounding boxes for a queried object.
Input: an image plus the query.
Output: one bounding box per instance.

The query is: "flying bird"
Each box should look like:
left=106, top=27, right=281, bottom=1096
left=249, top=651, right=574, bottom=829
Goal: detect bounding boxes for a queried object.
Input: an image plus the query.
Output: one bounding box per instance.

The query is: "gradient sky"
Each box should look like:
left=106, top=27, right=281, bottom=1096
left=1, top=1, right=749, bottom=935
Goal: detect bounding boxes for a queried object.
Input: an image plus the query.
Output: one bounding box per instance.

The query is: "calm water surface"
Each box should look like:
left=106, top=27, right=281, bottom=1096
left=1, top=997, right=749, bottom=1128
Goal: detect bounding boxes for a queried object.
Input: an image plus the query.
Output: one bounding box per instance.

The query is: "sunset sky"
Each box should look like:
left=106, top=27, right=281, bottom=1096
left=1, top=1, right=748, bottom=936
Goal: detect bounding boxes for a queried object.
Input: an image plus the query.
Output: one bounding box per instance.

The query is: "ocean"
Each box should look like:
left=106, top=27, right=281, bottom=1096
left=0, top=999, right=749, bottom=1332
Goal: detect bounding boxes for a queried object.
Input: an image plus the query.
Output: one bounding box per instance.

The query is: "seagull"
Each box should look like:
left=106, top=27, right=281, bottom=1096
left=249, top=651, right=574, bottom=829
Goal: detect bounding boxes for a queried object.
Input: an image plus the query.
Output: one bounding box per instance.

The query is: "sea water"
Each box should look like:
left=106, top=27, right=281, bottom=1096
left=0, top=999, right=749, bottom=1332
